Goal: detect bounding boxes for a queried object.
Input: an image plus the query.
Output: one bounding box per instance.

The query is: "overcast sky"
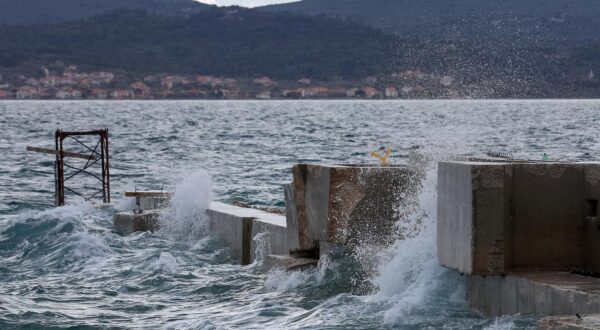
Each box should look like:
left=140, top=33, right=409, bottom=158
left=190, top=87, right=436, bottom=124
left=197, top=0, right=298, bottom=8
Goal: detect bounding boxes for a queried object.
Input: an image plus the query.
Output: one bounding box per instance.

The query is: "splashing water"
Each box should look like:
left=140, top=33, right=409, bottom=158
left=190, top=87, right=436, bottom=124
left=4, top=100, right=595, bottom=328
left=159, top=170, right=213, bottom=242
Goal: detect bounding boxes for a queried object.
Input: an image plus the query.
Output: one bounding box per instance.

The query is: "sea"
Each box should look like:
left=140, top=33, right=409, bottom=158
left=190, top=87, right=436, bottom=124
left=1, top=99, right=599, bottom=329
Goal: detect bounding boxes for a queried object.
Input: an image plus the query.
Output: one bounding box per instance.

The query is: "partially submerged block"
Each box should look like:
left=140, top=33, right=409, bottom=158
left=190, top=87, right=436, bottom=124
left=114, top=209, right=161, bottom=235
left=469, top=272, right=600, bottom=317
left=207, top=202, right=287, bottom=265
left=289, top=164, right=415, bottom=252
left=438, top=161, right=600, bottom=275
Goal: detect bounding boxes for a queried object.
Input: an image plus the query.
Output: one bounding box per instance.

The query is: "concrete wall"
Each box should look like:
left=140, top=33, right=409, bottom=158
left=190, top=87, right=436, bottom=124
left=468, top=272, right=600, bottom=317
left=438, top=161, right=600, bottom=275
left=290, top=164, right=414, bottom=253
left=284, top=183, right=300, bottom=252
left=207, top=202, right=287, bottom=265
left=437, top=162, right=509, bottom=274
left=114, top=209, right=161, bottom=235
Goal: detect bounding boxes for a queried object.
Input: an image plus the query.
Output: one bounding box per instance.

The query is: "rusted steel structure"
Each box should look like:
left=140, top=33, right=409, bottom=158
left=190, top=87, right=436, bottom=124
left=53, top=129, right=110, bottom=206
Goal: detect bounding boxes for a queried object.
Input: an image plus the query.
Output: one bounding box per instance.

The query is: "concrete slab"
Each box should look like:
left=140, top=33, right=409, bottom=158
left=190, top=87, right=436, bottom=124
left=538, top=314, right=600, bottom=329
left=113, top=209, right=161, bottom=235
left=207, top=202, right=288, bottom=265
left=468, top=272, right=600, bottom=317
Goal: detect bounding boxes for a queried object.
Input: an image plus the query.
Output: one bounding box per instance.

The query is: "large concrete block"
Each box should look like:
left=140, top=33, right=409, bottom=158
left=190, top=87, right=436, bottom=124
left=438, top=161, right=600, bottom=275
left=511, top=164, right=585, bottom=271
left=207, top=202, right=288, bottom=265
left=468, top=272, right=600, bottom=317
left=290, top=164, right=414, bottom=251
left=437, top=161, right=510, bottom=274
left=250, top=215, right=288, bottom=260
left=113, top=209, right=161, bottom=235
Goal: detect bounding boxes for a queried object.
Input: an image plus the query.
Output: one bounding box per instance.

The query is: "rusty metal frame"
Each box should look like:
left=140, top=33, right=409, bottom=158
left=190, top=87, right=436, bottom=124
left=54, top=129, right=110, bottom=206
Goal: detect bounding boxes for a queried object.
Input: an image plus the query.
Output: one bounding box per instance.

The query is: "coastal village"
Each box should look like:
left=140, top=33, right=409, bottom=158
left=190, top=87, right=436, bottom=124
left=0, top=63, right=466, bottom=100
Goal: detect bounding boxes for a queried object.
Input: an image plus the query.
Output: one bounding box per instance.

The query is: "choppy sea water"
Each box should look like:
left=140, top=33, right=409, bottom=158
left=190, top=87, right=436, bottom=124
left=1, top=100, right=599, bottom=329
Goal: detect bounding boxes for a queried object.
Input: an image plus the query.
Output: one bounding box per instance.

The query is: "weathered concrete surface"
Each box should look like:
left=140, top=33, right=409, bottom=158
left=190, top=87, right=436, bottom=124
left=284, top=183, right=300, bottom=252
left=250, top=214, right=288, bottom=261
left=437, top=161, right=510, bottom=274
left=124, top=191, right=171, bottom=210
left=538, top=314, right=600, bottom=329
left=114, top=209, right=161, bottom=235
left=207, top=202, right=287, bottom=265
left=438, top=161, right=600, bottom=275
left=469, top=272, right=600, bottom=317
left=264, top=255, right=318, bottom=271
left=290, top=164, right=414, bottom=252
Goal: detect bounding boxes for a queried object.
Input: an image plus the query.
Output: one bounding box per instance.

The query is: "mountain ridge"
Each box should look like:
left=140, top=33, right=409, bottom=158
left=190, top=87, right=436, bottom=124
left=0, top=0, right=211, bottom=24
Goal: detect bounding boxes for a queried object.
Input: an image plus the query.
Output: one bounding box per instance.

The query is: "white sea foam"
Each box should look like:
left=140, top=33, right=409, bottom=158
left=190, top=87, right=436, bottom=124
left=369, top=158, right=467, bottom=324
left=159, top=170, right=213, bottom=242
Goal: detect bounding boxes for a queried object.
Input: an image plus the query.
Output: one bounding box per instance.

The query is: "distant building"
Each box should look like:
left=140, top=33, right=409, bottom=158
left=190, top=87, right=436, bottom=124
left=256, top=91, right=271, bottom=99
left=385, top=87, right=399, bottom=98
left=365, top=76, right=378, bottom=84
left=89, top=72, right=114, bottom=84
left=362, top=87, right=380, bottom=99
left=0, top=90, right=8, bottom=99
left=111, top=89, right=134, bottom=99
left=130, top=82, right=151, bottom=98
left=297, top=78, right=311, bottom=85
left=590, top=70, right=595, bottom=81
left=55, top=88, right=82, bottom=99
left=253, top=77, right=274, bottom=86
left=346, top=88, right=360, bottom=98
left=90, top=88, right=108, bottom=99
left=16, top=86, right=41, bottom=99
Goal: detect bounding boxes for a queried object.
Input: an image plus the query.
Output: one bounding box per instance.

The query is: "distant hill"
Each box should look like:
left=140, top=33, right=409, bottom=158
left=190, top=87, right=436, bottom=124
left=0, top=0, right=210, bottom=24
left=0, top=8, right=394, bottom=79
left=260, top=0, right=600, bottom=44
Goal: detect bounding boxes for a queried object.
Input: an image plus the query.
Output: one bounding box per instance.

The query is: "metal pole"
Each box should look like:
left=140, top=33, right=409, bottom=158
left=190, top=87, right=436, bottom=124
left=100, top=131, right=107, bottom=203
left=58, top=131, right=65, bottom=206
left=105, top=129, right=111, bottom=203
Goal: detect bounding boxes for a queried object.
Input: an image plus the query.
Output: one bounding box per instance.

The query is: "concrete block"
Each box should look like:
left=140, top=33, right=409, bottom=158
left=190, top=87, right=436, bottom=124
left=438, top=161, right=600, bottom=275
left=284, top=183, right=300, bottom=252
left=207, top=202, right=288, bottom=265
left=113, top=209, right=161, bottom=235
left=468, top=272, right=600, bottom=317
left=511, top=164, right=585, bottom=271
left=124, top=191, right=171, bottom=210
left=250, top=215, right=288, bottom=261
left=538, top=314, right=600, bottom=329
left=291, top=164, right=414, bottom=251
left=437, top=161, right=510, bottom=275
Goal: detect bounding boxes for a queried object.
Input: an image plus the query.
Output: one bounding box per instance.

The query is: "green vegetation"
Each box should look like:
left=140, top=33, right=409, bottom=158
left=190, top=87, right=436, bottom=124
left=0, top=8, right=394, bottom=80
